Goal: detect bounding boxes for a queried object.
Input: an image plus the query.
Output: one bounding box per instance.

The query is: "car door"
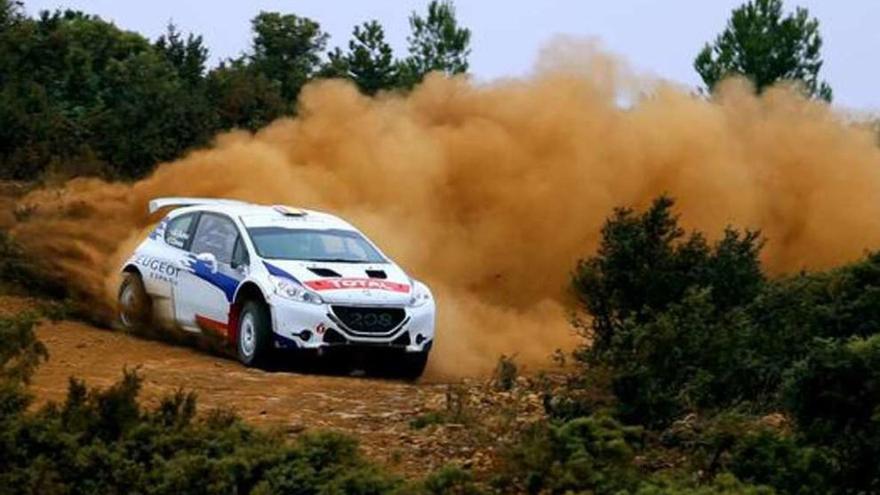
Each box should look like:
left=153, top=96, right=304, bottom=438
left=135, top=212, right=198, bottom=326
left=174, top=213, right=247, bottom=336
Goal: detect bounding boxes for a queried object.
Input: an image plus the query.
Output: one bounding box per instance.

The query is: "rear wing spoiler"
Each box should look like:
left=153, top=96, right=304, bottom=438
left=148, top=197, right=247, bottom=215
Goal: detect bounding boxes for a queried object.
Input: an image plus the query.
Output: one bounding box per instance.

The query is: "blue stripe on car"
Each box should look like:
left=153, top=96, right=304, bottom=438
left=184, top=254, right=240, bottom=302
left=263, top=261, right=301, bottom=284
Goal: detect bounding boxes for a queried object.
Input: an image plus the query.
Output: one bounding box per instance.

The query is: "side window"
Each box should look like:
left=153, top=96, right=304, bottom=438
left=231, top=236, right=249, bottom=268
left=190, top=214, right=239, bottom=264
left=164, top=214, right=196, bottom=249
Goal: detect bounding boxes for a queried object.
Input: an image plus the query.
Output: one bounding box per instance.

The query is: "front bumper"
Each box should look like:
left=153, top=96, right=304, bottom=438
left=269, top=296, right=435, bottom=353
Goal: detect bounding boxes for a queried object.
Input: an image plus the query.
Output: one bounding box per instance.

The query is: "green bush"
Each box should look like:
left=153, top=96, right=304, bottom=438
left=782, top=335, right=880, bottom=493
left=569, top=197, right=769, bottom=426
left=0, top=313, right=46, bottom=384
left=607, top=289, right=765, bottom=426
left=496, top=414, right=643, bottom=494
left=570, top=198, right=880, bottom=425
left=0, top=367, right=403, bottom=494
left=562, top=197, right=880, bottom=493
left=635, top=474, right=775, bottom=495
left=413, top=465, right=486, bottom=495
left=0, top=314, right=509, bottom=495
left=728, top=430, right=836, bottom=495
left=571, top=195, right=764, bottom=359
left=0, top=313, right=45, bottom=420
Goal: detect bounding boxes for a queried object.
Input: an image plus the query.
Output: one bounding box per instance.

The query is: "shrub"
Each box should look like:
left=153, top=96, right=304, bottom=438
left=0, top=313, right=46, bottom=385
left=0, top=369, right=403, bottom=495
left=563, top=197, right=880, bottom=493
left=496, top=414, right=643, bottom=494
left=728, top=430, right=836, bottom=495
left=570, top=197, right=880, bottom=427
left=413, top=465, right=486, bottom=495
left=571, top=195, right=764, bottom=358
left=0, top=315, right=44, bottom=422
left=607, top=289, right=766, bottom=426
left=635, top=473, right=775, bottom=495
left=492, top=354, right=518, bottom=392
left=782, top=335, right=880, bottom=492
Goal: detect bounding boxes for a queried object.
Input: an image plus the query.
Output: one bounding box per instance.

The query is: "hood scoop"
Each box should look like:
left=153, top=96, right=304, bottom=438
left=308, top=267, right=341, bottom=277
left=365, top=269, right=387, bottom=279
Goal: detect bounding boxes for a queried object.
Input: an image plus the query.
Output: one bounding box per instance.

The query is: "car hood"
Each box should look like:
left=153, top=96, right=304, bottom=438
left=261, top=259, right=413, bottom=305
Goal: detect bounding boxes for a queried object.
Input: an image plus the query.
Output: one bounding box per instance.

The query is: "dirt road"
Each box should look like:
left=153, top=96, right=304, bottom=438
left=4, top=296, right=542, bottom=477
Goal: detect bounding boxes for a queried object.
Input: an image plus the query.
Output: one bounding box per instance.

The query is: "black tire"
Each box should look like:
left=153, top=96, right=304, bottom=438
left=118, top=272, right=153, bottom=332
left=399, top=351, right=429, bottom=380
left=237, top=300, right=272, bottom=367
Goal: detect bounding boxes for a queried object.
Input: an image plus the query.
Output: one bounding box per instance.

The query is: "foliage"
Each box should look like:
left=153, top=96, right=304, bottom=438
left=398, top=0, right=471, bottom=88
left=634, top=474, right=775, bottom=495
left=206, top=60, right=288, bottom=132
left=564, top=196, right=880, bottom=493
left=413, top=465, right=486, bottom=495
left=0, top=2, right=471, bottom=180
left=606, top=290, right=767, bottom=426
left=409, top=384, right=475, bottom=429
left=0, top=367, right=403, bottom=494
left=0, top=9, right=213, bottom=179
left=727, top=429, right=836, bottom=495
left=571, top=195, right=764, bottom=358
left=0, top=0, right=23, bottom=28
left=323, top=21, right=400, bottom=95
left=0, top=314, right=46, bottom=385
left=782, top=335, right=880, bottom=493
left=496, top=415, right=643, bottom=494
left=491, top=354, right=518, bottom=392
left=249, top=12, right=328, bottom=103
left=695, top=0, right=832, bottom=100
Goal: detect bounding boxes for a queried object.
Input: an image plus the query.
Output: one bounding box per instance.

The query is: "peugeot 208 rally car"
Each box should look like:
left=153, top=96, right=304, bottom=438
left=118, top=198, right=435, bottom=377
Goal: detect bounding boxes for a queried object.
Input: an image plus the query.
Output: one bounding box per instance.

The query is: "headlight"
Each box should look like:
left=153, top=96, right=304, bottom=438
left=408, top=282, right=432, bottom=308
left=271, top=276, right=323, bottom=305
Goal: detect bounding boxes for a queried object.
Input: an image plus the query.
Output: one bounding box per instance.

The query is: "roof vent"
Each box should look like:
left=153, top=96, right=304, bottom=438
left=272, top=205, right=306, bottom=216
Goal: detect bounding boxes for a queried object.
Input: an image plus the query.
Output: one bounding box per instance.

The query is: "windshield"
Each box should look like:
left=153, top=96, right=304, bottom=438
left=247, top=227, right=386, bottom=263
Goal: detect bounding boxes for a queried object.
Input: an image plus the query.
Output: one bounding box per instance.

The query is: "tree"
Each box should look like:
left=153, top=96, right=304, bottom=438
left=249, top=12, right=327, bottom=102
left=323, top=20, right=398, bottom=95
left=0, top=7, right=220, bottom=179
left=399, top=0, right=471, bottom=88
left=571, top=195, right=764, bottom=355
left=154, top=22, right=209, bottom=85
left=695, top=0, right=832, bottom=101
left=0, top=0, right=23, bottom=30
left=206, top=60, right=287, bottom=131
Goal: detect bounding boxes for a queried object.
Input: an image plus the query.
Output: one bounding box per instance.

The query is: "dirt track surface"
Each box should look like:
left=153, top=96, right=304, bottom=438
left=1, top=295, right=542, bottom=477
left=29, top=320, right=456, bottom=474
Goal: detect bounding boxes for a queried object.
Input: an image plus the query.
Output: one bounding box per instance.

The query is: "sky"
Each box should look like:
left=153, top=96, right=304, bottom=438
left=23, top=0, right=880, bottom=111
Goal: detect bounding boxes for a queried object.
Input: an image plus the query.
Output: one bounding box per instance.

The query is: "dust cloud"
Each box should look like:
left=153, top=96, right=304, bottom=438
left=11, top=40, right=880, bottom=377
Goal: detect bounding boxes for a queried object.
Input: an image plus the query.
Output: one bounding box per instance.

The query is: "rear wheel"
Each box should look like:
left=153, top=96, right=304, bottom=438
left=118, top=272, right=152, bottom=332
left=237, top=300, right=272, bottom=367
left=399, top=351, right=429, bottom=380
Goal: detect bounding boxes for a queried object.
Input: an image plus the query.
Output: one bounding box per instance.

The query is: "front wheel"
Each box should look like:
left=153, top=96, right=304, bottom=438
left=237, top=300, right=272, bottom=367
left=399, top=351, right=430, bottom=380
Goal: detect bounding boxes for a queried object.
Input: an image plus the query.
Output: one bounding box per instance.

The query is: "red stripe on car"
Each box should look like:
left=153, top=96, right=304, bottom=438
left=196, top=314, right=228, bottom=336
left=304, top=278, right=411, bottom=293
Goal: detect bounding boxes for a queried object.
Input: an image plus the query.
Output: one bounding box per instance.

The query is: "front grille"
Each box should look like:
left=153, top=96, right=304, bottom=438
left=331, top=306, right=406, bottom=334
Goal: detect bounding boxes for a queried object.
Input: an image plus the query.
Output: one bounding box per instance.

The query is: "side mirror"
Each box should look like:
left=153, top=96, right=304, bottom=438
left=195, top=252, right=218, bottom=274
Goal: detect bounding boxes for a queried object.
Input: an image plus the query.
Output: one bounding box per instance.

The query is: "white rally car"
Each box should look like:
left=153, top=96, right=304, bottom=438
left=118, top=198, right=435, bottom=377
